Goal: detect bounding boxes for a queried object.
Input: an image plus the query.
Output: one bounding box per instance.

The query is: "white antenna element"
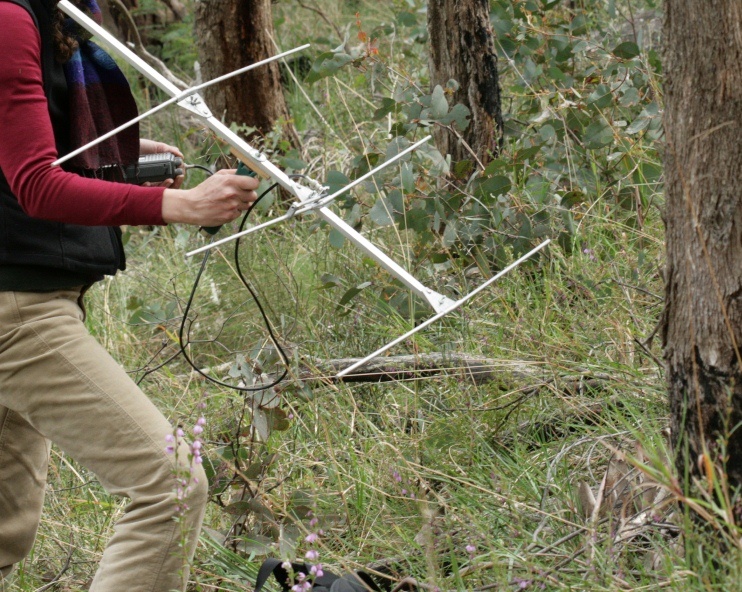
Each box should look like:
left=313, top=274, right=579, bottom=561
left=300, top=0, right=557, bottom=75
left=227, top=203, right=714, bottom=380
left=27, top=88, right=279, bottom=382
left=57, top=0, right=456, bottom=314
left=336, top=239, right=551, bottom=377
left=52, top=45, right=311, bottom=168
left=185, top=136, right=432, bottom=257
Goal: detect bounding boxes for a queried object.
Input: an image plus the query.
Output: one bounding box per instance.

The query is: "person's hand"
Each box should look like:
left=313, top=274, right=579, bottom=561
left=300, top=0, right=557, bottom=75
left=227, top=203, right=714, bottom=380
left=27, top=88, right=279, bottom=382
left=140, top=139, right=185, bottom=189
left=139, top=139, right=183, bottom=158
left=160, top=169, right=259, bottom=226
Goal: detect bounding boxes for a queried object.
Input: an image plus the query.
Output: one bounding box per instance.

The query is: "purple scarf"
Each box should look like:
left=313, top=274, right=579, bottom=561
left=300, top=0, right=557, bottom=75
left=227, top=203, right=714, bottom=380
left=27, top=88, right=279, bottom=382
left=62, top=0, right=139, bottom=170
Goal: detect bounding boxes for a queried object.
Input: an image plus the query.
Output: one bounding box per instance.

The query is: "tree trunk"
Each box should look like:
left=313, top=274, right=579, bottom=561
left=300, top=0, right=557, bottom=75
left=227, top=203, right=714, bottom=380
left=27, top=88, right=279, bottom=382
left=662, top=0, right=742, bottom=493
left=194, top=0, right=297, bottom=144
left=426, top=0, right=503, bottom=168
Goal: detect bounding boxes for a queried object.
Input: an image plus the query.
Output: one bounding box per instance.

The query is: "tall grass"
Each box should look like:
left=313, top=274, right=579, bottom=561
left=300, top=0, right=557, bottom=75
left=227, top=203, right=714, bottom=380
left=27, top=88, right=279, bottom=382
left=9, top=1, right=742, bottom=591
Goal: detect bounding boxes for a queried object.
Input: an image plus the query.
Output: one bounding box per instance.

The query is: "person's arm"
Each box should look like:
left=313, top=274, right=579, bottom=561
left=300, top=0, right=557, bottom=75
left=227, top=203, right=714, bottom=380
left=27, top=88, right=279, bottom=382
left=0, top=4, right=167, bottom=226
left=0, top=4, right=258, bottom=228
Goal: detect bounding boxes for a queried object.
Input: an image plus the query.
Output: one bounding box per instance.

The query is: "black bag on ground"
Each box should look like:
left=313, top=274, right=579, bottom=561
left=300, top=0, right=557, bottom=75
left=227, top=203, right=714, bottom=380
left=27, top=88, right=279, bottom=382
left=254, top=558, right=390, bottom=592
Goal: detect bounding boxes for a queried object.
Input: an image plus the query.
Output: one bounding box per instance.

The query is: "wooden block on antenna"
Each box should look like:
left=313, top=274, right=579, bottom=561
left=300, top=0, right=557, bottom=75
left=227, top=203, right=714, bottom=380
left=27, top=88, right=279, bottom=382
left=230, top=147, right=270, bottom=179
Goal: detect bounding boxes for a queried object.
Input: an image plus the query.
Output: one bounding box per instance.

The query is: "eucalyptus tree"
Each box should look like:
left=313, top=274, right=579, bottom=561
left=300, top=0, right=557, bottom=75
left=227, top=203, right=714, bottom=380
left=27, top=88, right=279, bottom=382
left=426, top=0, right=503, bottom=168
left=662, top=0, right=742, bottom=498
left=194, top=0, right=296, bottom=143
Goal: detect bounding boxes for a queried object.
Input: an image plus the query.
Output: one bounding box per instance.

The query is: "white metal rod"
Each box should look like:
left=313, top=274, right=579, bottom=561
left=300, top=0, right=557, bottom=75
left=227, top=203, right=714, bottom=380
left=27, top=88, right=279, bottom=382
left=335, top=239, right=551, bottom=377
left=187, top=212, right=295, bottom=257
left=59, top=0, right=182, bottom=95
left=52, top=45, right=310, bottom=167
left=315, top=136, right=431, bottom=207
left=205, top=119, right=453, bottom=311
left=185, top=131, right=453, bottom=312
left=185, top=136, right=431, bottom=256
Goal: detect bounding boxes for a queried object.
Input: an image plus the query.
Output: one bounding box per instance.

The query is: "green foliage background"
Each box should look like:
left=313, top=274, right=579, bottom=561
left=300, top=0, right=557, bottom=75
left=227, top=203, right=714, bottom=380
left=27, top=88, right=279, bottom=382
left=11, top=1, right=742, bottom=591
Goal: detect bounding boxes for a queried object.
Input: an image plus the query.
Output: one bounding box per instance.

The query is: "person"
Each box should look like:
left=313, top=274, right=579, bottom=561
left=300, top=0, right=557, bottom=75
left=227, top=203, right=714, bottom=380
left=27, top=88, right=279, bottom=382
left=0, top=0, right=259, bottom=589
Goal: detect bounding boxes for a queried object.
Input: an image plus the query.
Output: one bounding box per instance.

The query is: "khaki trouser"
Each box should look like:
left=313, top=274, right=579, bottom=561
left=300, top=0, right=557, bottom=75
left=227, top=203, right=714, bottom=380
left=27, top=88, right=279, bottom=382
left=0, top=288, right=208, bottom=591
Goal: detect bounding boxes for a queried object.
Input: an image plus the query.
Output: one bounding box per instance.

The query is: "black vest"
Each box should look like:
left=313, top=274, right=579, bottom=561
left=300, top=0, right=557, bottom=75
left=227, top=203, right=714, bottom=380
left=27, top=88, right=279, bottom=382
left=0, top=0, right=125, bottom=279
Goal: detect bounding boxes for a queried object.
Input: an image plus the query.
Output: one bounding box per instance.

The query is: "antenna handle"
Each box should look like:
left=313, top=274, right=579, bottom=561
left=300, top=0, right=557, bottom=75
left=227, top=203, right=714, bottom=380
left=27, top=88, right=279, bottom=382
left=200, top=163, right=257, bottom=237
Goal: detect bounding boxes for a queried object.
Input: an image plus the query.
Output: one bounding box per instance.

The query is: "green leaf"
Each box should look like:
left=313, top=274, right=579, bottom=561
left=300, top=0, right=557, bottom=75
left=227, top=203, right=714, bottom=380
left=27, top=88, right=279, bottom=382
left=319, top=273, right=343, bottom=289
left=474, top=175, right=512, bottom=204
left=625, top=103, right=659, bottom=135
left=305, top=51, right=353, bottom=84
left=385, top=138, right=412, bottom=161
left=369, top=196, right=394, bottom=226
left=336, top=281, right=372, bottom=312
left=636, top=161, right=663, bottom=185
left=612, top=42, right=640, bottom=60
left=400, top=162, right=415, bottom=193
left=266, top=408, right=290, bottom=432
left=373, top=97, right=398, bottom=120
left=439, top=103, right=471, bottom=130
left=430, top=85, right=449, bottom=120
left=279, top=150, right=306, bottom=170
left=405, top=207, right=431, bottom=233
left=252, top=409, right=270, bottom=441
left=329, top=228, right=345, bottom=249
left=369, top=190, right=404, bottom=226
left=237, top=534, right=273, bottom=556
left=539, top=124, right=556, bottom=143
left=625, top=115, right=651, bottom=135
left=443, top=221, right=458, bottom=247
left=587, top=84, right=613, bottom=109
left=583, top=121, right=614, bottom=149
left=325, top=170, right=351, bottom=196
left=396, top=11, right=417, bottom=27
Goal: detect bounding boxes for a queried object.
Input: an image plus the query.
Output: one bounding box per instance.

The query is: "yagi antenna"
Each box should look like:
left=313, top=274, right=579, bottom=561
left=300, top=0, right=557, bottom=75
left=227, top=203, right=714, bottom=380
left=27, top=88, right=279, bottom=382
left=59, top=0, right=549, bottom=375
left=58, top=0, right=456, bottom=315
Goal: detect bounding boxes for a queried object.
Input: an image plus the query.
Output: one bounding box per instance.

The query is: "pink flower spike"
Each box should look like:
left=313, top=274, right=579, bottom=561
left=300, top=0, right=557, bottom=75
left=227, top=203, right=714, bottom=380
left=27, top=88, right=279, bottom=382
left=197, top=416, right=206, bottom=426
left=176, top=428, right=185, bottom=438
left=165, top=445, right=174, bottom=454
left=305, top=533, right=318, bottom=543
left=193, top=425, right=204, bottom=435
left=465, top=544, right=476, bottom=554
left=281, top=561, right=292, bottom=571
left=305, top=550, right=319, bottom=562
left=165, top=434, right=175, bottom=443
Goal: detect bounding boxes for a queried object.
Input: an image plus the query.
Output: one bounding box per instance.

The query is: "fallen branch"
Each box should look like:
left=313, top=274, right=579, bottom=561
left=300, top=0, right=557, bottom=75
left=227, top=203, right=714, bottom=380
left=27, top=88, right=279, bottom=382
left=301, top=353, right=531, bottom=384
left=185, top=354, right=630, bottom=392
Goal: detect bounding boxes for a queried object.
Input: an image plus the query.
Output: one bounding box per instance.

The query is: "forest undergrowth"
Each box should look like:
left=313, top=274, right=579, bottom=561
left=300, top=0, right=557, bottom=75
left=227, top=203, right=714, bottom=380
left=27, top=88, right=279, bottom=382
left=9, top=0, right=742, bottom=591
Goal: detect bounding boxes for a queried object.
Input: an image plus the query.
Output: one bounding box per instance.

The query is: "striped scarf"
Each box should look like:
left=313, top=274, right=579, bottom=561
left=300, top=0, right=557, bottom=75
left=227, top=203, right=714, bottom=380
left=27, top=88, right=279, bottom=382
left=62, top=0, right=139, bottom=170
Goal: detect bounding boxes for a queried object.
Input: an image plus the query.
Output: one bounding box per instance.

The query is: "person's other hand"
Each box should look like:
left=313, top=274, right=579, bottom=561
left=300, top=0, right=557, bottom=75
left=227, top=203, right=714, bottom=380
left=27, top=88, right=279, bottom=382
left=140, top=139, right=185, bottom=189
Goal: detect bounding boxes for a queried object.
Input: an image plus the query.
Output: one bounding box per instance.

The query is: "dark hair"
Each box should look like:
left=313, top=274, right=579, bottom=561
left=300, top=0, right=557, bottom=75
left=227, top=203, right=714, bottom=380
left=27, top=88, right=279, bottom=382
left=52, top=1, right=79, bottom=62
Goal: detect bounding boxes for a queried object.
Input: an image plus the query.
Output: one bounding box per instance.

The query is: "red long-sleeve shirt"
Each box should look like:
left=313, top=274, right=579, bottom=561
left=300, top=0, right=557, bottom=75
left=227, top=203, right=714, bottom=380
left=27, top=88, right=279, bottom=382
left=0, top=2, right=166, bottom=226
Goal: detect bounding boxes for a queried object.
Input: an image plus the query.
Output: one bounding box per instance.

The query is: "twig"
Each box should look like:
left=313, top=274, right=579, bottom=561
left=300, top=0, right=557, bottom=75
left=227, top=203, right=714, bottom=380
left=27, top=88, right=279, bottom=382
left=107, top=0, right=190, bottom=89
left=295, top=0, right=345, bottom=41
left=35, top=536, right=75, bottom=591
